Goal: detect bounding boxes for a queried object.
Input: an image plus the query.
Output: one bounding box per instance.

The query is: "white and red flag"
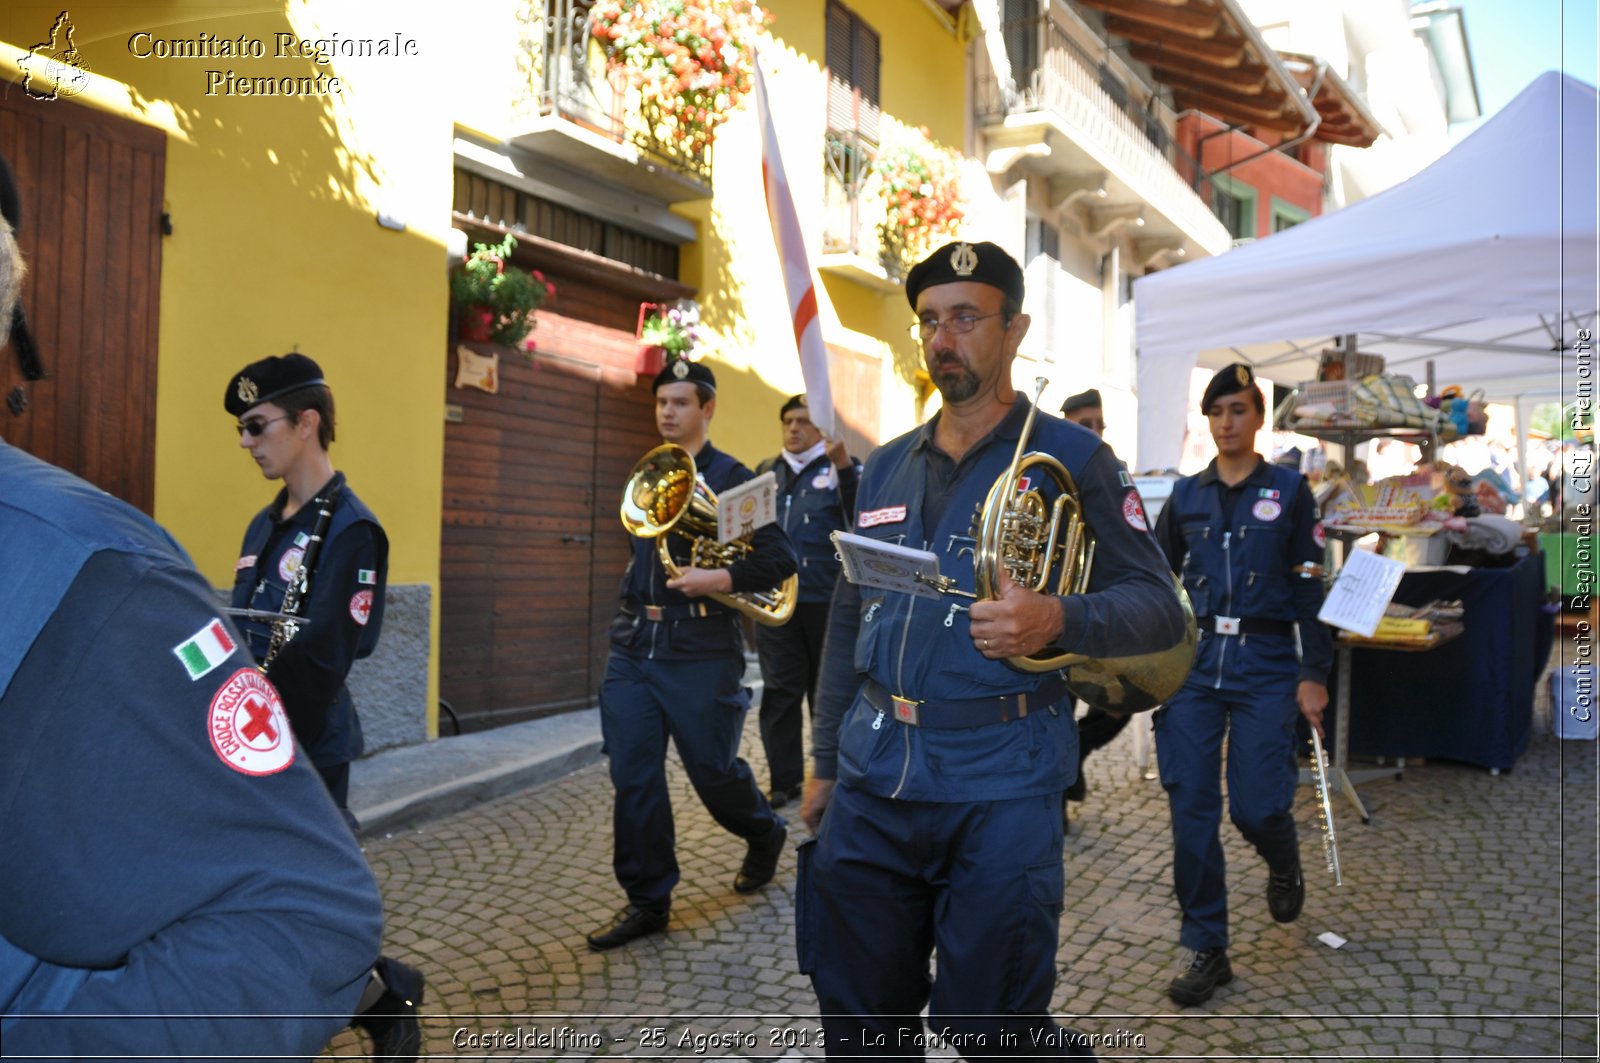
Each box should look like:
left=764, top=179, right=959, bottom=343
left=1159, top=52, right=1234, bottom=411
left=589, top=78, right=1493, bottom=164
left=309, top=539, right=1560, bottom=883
left=753, top=57, right=836, bottom=436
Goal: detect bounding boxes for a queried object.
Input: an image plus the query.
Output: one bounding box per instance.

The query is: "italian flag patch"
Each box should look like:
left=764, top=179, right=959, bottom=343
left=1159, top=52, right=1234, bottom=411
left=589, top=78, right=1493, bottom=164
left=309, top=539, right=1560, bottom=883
left=173, top=619, right=236, bottom=681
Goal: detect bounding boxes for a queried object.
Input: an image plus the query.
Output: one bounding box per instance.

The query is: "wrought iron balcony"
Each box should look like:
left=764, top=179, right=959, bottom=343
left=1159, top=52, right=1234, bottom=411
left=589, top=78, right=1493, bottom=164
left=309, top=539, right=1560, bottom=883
left=818, top=128, right=909, bottom=293
left=511, top=0, right=712, bottom=199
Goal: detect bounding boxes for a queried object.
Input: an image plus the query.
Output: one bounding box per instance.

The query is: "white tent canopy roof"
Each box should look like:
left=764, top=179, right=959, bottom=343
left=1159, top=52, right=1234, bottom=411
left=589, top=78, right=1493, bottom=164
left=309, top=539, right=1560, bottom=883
left=1132, top=71, right=1598, bottom=470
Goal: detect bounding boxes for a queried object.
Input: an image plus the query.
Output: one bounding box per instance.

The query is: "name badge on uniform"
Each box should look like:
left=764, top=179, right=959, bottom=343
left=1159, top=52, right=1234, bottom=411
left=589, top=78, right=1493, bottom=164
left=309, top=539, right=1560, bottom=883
left=234, top=554, right=257, bottom=573
left=858, top=505, right=907, bottom=528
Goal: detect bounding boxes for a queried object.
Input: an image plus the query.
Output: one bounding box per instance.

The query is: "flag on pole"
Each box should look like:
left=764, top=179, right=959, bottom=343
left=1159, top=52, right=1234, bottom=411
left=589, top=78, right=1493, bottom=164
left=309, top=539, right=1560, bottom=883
left=754, top=57, right=836, bottom=437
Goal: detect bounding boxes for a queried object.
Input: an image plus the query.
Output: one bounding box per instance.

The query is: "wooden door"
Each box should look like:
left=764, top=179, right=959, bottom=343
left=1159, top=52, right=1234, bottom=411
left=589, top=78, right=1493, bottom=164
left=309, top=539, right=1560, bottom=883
left=0, top=89, right=165, bottom=512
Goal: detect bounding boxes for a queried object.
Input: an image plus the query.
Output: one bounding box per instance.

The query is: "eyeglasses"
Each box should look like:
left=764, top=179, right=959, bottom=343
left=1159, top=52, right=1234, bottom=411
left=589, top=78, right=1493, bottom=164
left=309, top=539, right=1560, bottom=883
left=237, top=415, right=289, bottom=438
left=910, top=311, right=1005, bottom=341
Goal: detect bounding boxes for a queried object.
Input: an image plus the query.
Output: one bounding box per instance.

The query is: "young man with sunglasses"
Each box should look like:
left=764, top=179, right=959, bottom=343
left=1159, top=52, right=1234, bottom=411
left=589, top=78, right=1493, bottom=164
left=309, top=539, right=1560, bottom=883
left=225, top=354, right=423, bottom=1059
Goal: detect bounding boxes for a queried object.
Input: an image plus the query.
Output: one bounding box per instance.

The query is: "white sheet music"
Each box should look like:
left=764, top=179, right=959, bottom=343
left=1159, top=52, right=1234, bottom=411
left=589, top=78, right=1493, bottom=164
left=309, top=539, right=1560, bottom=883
left=1317, top=547, right=1407, bottom=637
left=831, top=531, right=947, bottom=600
left=716, top=471, right=777, bottom=544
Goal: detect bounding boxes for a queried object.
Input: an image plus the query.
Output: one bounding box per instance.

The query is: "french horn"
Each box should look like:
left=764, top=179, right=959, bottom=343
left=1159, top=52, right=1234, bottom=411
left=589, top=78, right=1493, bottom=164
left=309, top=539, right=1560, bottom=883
left=930, top=378, right=1198, bottom=712
left=620, top=444, right=798, bottom=626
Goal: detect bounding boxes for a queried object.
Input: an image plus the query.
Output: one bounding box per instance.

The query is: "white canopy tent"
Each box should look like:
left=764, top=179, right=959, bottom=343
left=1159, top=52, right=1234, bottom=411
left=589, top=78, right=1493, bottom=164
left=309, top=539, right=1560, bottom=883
left=1132, top=71, right=1599, bottom=475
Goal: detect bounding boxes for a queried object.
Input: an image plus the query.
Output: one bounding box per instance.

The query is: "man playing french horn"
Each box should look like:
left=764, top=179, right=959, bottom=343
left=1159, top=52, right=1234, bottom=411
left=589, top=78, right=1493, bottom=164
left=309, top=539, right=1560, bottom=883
left=588, top=357, right=798, bottom=952
left=798, top=241, right=1188, bottom=1058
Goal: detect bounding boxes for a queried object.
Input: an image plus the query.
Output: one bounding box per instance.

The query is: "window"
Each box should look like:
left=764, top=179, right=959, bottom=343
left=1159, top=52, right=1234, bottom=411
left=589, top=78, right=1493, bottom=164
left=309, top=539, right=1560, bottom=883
left=1270, top=197, right=1312, bottom=233
left=827, top=0, right=881, bottom=145
left=1209, top=174, right=1257, bottom=241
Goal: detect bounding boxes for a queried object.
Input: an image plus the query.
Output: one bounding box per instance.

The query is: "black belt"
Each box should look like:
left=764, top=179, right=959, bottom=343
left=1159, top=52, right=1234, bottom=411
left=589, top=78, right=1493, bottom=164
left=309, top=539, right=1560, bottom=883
left=861, top=676, right=1068, bottom=729
left=1199, top=615, right=1295, bottom=637
left=622, top=601, right=719, bottom=622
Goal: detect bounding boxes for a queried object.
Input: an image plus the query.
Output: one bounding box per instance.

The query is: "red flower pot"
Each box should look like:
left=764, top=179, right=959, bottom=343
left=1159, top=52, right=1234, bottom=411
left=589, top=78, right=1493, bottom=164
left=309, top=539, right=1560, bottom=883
left=459, top=306, right=495, bottom=343
left=634, top=343, right=667, bottom=375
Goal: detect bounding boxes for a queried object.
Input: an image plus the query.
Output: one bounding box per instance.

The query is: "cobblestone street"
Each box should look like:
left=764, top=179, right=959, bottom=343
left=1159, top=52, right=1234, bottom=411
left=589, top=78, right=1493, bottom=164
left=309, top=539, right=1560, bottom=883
left=333, top=677, right=1597, bottom=1060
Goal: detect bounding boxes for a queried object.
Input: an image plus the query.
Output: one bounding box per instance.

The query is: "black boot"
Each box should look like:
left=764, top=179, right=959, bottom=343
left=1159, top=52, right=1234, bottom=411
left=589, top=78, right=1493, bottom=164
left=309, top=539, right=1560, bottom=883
left=1168, top=948, right=1232, bottom=1006
left=1267, top=856, right=1305, bottom=923
left=734, top=821, right=788, bottom=893
left=351, top=957, right=424, bottom=1062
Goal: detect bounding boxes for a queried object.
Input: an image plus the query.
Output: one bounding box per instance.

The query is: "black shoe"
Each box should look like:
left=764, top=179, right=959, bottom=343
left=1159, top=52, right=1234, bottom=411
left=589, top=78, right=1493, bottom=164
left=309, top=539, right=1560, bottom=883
left=586, top=905, right=669, bottom=950
left=1168, top=947, right=1233, bottom=1007
left=767, top=783, right=803, bottom=810
left=351, top=957, right=424, bottom=1062
left=734, top=820, right=788, bottom=893
left=1066, top=773, right=1087, bottom=802
left=1268, top=858, right=1305, bottom=923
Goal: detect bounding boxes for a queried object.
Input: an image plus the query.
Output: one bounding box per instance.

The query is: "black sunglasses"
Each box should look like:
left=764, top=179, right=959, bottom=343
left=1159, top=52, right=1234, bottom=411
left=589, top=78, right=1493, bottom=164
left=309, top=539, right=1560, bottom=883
left=237, top=415, right=290, bottom=437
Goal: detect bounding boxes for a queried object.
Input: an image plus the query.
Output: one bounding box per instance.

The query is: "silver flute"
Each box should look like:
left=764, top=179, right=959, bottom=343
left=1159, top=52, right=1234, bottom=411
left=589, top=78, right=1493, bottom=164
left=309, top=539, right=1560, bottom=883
left=1309, top=730, right=1343, bottom=886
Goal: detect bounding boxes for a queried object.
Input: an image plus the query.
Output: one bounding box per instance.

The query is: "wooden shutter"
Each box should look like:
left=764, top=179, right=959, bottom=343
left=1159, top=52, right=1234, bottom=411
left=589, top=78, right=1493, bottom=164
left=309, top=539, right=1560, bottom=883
left=825, top=1, right=881, bottom=145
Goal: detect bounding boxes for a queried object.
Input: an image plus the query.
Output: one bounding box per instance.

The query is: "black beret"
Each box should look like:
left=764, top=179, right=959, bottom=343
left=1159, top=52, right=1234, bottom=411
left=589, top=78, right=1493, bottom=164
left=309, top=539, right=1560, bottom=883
left=1060, top=388, right=1102, bottom=415
left=905, top=240, right=1024, bottom=310
left=779, top=394, right=807, bottom=419
left=651, top=357, right=716, bottom=394
left=225, top=353, right=327, bottom=417
left=1201, top=362, right=1260, bottom=413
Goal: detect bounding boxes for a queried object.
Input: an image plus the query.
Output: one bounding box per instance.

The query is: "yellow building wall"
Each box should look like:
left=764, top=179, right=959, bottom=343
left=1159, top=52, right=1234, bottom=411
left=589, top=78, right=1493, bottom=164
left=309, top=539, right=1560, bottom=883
left=687, top=0, right=967, bottom=468
left=1, top=2, right=449, bottom=723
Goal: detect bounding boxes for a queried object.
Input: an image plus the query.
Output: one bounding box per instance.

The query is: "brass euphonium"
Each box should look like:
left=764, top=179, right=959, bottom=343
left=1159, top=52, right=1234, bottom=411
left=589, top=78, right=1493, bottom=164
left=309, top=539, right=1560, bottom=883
left=960, top=378, right=1198, bottom=712
left=620, top=443, right=799, bottom=626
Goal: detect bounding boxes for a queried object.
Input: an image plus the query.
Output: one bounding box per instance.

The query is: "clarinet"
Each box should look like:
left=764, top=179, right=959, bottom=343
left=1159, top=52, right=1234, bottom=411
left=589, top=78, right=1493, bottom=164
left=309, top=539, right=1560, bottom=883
left=1309, top=730, right=1343, bottom=886
left=260, top=484, right=342, bottom=677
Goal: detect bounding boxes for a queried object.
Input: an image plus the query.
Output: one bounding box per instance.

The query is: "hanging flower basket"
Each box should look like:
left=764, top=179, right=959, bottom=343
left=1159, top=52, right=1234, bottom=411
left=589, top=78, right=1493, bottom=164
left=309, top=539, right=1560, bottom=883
left=871, top=128, right=966, bottom=279
left=635, top=300, right=698, bottom=376
left=449, top=234, right=556, bottom=352
left=589, top=0, right=773, bottom=158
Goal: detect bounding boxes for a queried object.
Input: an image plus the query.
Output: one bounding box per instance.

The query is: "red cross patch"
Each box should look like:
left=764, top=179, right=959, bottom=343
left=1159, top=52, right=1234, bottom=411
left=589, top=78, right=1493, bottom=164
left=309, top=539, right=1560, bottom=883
left=208, top=668, right=294, bottom=776
left=1122, top=490, right=1149, bottom=532
left=350, top=590, right=373, bottom=626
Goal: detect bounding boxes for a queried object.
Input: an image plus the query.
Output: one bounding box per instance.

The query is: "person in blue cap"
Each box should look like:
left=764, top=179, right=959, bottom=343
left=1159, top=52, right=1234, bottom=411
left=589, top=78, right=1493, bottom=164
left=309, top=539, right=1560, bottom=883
left=798, top=240, right=1187, bottom=1056
left=587, top=357, right=798, bottom=951
left=0, top=151, right=384, bottom=1060
left=753, top=394, right=861, bottom=810
left=1151, top=362, right=1332, bottom=1006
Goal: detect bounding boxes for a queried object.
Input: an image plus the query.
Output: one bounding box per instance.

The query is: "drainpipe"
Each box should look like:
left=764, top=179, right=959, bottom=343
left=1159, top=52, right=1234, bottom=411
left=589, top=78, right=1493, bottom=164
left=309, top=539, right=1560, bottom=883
left=1203, top=61, right=1326, bottom=182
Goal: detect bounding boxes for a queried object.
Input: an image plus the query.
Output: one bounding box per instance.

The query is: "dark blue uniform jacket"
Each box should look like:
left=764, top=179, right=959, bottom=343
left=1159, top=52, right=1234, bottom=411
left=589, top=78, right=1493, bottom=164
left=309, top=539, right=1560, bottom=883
left=230, top=473, right=387, bottom=768
left=1153, top=458, right=1333, bottom=689
left=0, top=441, right=381, bottom=1059
left=812, top=400, right=1188, bottom=801
left=611, top=441, right=798, bottom=660
left=756, top=451, right=860, bottom=603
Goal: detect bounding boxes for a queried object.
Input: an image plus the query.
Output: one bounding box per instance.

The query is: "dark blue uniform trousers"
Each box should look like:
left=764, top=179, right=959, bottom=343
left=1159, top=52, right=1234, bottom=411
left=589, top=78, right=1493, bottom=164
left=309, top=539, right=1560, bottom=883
left=755, top=600, right=830, bottom=792
left=600, top=652, right=782, bottom=910
left=798, top=786, right=1094, bottom=1059
left=1153, top=654, right=1301, bottom=951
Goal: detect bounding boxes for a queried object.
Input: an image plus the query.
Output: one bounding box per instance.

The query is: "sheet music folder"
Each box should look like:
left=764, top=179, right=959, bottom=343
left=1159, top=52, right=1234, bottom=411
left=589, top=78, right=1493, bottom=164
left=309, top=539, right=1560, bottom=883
left=831, top=530, right=947, bottom=600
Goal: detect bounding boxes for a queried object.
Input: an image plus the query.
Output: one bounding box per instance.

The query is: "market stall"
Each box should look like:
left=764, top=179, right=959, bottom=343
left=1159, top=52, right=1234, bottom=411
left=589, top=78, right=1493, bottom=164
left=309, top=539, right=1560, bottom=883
left=1129, top=71, right=1596, bottom=777
left=1132, top=71, right=1597, bottom=474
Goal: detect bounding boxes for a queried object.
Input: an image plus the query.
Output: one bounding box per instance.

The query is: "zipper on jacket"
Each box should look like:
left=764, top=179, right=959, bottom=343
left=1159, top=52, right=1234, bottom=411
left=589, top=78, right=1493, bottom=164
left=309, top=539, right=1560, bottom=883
left=1213, top=530, right=1233, bottom=688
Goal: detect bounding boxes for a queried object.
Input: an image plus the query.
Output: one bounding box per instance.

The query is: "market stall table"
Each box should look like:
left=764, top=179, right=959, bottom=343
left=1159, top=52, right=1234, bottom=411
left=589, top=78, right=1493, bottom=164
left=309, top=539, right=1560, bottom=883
left=1334, top=551, right=1547, bottom=775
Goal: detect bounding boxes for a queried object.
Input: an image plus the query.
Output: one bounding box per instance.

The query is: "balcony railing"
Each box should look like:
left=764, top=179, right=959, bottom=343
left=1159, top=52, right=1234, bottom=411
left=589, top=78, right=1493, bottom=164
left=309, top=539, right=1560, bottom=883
left=517, top=0, right=712, bottom=185
left=822, top=129, right=876, bottom=258
left=977, top=14, right=1226, bottom=233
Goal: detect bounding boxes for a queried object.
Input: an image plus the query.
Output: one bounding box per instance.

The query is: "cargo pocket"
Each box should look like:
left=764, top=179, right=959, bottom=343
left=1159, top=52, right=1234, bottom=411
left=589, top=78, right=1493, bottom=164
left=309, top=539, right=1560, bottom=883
left=794, top=838, right=818, bottom=975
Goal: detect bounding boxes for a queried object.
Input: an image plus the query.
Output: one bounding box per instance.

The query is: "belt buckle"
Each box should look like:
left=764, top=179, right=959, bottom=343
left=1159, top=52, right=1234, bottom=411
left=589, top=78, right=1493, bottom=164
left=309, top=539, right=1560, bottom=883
left=644, top=605, right=665, bottom=622
left=890, top=695, right=921, bottom=726
left=1215, top=615, right=1241, bottom=635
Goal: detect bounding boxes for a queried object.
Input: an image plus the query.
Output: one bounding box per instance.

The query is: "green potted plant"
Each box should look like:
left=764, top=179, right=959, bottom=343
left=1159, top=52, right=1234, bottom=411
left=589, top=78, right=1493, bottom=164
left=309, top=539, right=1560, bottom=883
left=635, top=301, right=697, bottom=374
left=450, top=234, right=556, bottom=351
